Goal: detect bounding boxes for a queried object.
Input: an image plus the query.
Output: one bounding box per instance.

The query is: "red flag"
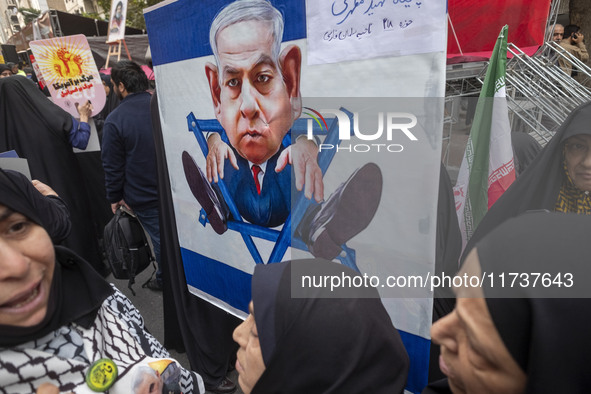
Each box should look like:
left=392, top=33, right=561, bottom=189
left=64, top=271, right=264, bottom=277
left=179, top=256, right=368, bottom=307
left=447, top=0, right=551, bottom=56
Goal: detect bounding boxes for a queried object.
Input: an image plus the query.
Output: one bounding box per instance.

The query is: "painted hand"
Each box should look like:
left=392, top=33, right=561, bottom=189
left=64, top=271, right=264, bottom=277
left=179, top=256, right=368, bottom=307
left=206, top=133, right=238, bottom=183
left=276, top=138, right=324, bottom=202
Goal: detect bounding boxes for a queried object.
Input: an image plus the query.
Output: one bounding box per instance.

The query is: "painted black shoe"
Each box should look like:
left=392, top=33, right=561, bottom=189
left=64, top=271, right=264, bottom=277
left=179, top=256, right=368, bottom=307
left=307, top=163, right=383, bottom=260
left=205, top=377, right=237, bottom=394
left=182, top=151, right=228, bottom=235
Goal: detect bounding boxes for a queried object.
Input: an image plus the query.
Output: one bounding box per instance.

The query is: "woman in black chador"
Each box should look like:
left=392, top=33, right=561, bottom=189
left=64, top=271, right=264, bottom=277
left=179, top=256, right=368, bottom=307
left=0, top=77, right=105, bottom=274
left=464, top=101, right=591, bottom=256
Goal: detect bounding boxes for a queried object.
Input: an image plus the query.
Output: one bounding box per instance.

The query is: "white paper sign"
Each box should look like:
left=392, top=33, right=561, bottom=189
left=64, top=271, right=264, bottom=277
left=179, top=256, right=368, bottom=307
left=306, top=0, right=447, bottom=65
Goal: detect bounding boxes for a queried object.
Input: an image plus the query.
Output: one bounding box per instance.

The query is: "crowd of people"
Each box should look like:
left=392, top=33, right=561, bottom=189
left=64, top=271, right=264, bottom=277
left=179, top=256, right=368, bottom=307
left=0, top=62, right=28, bottom=78
left=2, top=2, right=591, bottom=393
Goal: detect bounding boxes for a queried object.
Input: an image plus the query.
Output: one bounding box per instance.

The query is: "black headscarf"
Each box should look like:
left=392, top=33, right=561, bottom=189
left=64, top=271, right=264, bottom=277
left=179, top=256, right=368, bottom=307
left=93, top=73, right=120, bottom=145
left=0, top=76, right=104, bottom=272
left=250, top=259, right=410, bottom=394
left=0, top=169, right=113, bottom=346
left=476, top=212, right=591, bottom=393
left=433, top=163, right=462, bottom=314
left=0, top=169, right=71, bottom=243
left=0, top=64, right=11, bottom=75
left=429, top=164, right=462, bottom=382
left=464, top=101, right=591, bottom=258
left=151, top=91, right=241, bottom=387
left=99, top=73, right=120, bottom=119
left=511, top=132, right=542, bottom=176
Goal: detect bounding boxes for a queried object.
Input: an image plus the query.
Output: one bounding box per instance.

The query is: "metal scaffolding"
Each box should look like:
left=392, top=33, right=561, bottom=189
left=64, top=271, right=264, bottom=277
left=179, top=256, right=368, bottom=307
left=443, top=41, right=591, bottom=170
left=442, top=61, right=486, bottom=166
left=505, top=41, right=591, bottom=145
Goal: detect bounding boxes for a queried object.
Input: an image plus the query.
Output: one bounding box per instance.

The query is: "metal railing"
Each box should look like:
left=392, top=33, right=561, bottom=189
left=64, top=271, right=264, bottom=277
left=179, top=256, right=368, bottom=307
left=505, top=41, right=591, bottom=145
left=444, top=42, right=591, bottom=149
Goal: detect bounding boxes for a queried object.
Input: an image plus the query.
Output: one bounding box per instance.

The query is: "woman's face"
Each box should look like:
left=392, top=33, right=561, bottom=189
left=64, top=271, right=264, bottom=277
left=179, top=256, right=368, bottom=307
left=0, top=204, right=55, bottom=327
left=431, top=250, right=526, bottom=394
left=564, top=134, right=591, bottom=191
left=233, top=301, right=266, bottom=394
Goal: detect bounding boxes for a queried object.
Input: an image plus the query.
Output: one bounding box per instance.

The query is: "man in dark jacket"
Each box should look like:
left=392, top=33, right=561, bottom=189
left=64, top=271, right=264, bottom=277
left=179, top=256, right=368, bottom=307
left=102, top=60, right=162, bottom=290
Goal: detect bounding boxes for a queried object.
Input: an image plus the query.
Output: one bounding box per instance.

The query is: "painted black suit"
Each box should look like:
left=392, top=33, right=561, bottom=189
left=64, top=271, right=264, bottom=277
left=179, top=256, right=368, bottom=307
left=221, top=146, right=291, bottom=227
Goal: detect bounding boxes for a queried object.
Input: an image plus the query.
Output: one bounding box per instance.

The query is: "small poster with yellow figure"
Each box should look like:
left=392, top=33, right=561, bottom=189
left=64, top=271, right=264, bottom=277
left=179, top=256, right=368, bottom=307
left=29, top=34, right=106, bottom=118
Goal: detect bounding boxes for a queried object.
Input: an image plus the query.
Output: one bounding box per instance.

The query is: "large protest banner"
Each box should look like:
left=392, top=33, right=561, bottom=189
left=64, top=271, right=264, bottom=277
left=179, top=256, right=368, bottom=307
left=145, top=1, right=446, bottom=391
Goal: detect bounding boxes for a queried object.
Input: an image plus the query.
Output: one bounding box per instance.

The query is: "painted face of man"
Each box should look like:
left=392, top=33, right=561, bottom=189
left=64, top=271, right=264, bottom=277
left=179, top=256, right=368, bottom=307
left=206, top=20, right=301, bottom=164
left=134, top=369, right=163, bottom=394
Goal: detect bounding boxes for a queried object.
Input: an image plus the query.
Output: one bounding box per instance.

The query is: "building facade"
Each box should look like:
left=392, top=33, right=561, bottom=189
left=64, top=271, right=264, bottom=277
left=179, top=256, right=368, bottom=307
left=0, top=0, right=100, bottom=44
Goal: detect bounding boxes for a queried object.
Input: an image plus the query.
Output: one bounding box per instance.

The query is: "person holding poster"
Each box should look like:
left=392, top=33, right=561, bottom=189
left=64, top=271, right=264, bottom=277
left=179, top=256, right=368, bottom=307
left=0, top=76, right=105, bottom=275
left=182, top=0, right=383, bottom=260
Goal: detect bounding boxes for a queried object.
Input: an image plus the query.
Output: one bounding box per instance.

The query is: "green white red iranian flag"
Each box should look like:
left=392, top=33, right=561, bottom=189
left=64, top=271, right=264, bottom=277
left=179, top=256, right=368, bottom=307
left=454, top=25, right=515, bottom=250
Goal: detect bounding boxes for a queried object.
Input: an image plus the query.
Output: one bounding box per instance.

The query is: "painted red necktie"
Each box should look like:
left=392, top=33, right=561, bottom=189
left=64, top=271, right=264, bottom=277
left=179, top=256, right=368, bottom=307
left=252, top=165, right=262, bottom=195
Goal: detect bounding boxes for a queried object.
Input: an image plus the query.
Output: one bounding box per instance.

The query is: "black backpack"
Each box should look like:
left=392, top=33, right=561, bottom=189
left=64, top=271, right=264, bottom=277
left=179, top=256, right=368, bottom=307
left=103, top=207, right=154, bottom=295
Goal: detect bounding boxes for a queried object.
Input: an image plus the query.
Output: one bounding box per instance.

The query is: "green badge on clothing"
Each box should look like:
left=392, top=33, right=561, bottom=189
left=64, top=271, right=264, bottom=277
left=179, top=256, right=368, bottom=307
left=86, top=358, right=118, bottom=392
